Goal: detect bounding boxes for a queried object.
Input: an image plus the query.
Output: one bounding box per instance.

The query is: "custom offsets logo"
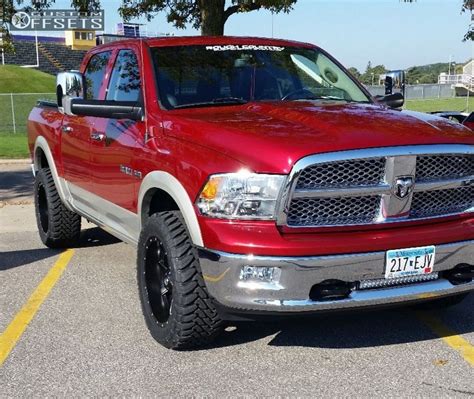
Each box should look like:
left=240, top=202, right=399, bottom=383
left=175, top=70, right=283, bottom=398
left=9, top=10, right=104, bottom=31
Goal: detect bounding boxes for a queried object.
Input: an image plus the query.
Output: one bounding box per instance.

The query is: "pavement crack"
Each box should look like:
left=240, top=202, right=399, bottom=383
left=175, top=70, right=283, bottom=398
left=422, top=381, right=474, bottom=396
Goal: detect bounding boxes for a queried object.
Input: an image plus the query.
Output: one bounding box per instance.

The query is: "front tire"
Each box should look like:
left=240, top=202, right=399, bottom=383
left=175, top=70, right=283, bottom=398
left=137, top=211, right=223, bottom=349
left=34, top=168, right=81, bottom=248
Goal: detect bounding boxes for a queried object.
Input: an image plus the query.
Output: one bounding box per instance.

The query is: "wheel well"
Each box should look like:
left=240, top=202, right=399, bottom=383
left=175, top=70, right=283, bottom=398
left=142, top=188, right=180, bottom=226
left=35, top=148, right=49, bottom=170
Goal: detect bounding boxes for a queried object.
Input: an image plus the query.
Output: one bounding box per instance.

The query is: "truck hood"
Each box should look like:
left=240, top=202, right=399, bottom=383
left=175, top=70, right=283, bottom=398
left=165, top=101, right=473, bottom=174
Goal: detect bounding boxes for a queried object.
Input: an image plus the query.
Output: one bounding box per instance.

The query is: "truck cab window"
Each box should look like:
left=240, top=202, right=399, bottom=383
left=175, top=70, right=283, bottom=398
left=84, top=51, right=111, bottom=100
left=106, top=50, right=141, bottom=102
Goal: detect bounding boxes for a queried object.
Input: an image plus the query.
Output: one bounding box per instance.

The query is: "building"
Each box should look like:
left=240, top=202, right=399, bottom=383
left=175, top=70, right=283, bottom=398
left=65, top=30, right=96, bottom=50
left=438, top=59, right=473, bottom=85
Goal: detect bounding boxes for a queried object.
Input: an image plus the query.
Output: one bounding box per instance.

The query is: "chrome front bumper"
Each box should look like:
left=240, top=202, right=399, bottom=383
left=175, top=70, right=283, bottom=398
left=198, top=240, right=474, bottom=314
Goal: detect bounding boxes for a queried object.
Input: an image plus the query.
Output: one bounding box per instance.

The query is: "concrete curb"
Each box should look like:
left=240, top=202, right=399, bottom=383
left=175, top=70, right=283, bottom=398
left=0, top=158, right=30, bottom=165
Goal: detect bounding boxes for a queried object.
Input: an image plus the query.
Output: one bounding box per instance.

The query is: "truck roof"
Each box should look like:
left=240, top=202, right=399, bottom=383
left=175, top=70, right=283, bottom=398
left=94, top=35, right=316, bottom=51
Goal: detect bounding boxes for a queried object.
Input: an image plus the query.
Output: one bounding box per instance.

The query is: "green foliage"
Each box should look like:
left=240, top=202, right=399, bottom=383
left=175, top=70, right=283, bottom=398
left=406, top=62, right=459, bottom=84
left=359, top=62, right=387, bottom=85
left=347, top=67, right=361, bottom=79
left=461, top=0, right=474, bottom=41
left=118, top=0, right=296, bottom=35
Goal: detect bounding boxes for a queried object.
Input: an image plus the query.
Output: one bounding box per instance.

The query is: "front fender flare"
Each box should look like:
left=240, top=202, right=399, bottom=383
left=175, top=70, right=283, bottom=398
left=138, top=171, right=204, bottom=247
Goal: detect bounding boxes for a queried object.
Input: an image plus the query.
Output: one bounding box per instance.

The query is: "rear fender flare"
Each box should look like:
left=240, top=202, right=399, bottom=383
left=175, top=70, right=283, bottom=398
left=33, top=136, right=73, bottom=210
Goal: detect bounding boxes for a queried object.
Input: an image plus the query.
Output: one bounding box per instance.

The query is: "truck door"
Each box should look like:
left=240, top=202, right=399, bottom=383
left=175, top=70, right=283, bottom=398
left=61, top=50, right=112, bottom=193
left=89, top=48, right=145, bottom=212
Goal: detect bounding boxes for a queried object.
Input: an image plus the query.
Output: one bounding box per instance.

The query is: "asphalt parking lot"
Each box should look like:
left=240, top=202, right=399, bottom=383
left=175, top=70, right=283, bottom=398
left=1, top=163, right=473, bottom=397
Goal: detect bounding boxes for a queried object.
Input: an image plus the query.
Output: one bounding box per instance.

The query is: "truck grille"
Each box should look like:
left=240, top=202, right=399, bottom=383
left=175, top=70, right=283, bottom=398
left=416, top=155, right=474, bottom=181
left=281, top=146, right=474, bottom=228
left=296, top=158, right=385, bottom=189
left=411, top=186, right=474, bottom=219
left=287, top=196, right=380, bottom=226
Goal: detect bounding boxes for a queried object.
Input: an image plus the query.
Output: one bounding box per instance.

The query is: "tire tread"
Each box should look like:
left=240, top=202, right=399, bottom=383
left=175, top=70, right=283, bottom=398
left=35, top=168, right=81, bottom=248
left=138, top=211, right=223, bottom=349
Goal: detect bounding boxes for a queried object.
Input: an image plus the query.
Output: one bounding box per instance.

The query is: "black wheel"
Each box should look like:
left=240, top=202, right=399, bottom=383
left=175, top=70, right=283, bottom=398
left=414, top=293, right=470, bottom=310
left=137, top=211, right=223, bottom=349
left=34, top=168, right=81, bottom=248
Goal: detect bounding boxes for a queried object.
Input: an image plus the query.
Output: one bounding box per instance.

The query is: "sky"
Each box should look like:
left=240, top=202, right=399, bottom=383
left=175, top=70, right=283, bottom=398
left=40, top=0, right=474, bottom=71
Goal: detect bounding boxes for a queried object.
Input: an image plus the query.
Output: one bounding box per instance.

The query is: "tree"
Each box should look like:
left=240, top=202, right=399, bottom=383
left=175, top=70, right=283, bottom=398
left=117, top=0, right=296, bottom=36
left=359, top=62, right=387, bottom=85
left=347, top=67, right=361, bottom=80
left=461, top=0, right=474, bottom=41
left=0, top=0, right=296, bottom=41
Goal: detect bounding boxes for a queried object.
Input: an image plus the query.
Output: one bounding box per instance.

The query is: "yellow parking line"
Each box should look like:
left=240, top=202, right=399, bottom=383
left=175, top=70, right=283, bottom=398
left=416, top=311, right=474, bottom=367
left=0, top=249, right=75, bottom=366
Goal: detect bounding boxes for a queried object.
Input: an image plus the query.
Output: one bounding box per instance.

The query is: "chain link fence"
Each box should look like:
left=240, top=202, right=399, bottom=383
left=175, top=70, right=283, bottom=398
left=366, top=84, right=455, bottom=99
left=0, top=93, right=55, bottom=135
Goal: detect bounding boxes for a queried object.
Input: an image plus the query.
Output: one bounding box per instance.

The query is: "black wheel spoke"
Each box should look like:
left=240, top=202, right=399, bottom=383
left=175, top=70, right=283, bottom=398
left=37, top=183, right=49, bottom=233
left=144, top=237, right=173, bottom=323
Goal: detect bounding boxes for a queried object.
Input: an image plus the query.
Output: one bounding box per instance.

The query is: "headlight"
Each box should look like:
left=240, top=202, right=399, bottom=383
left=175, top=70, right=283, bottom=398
left=197, top=171, right=286, bottom=220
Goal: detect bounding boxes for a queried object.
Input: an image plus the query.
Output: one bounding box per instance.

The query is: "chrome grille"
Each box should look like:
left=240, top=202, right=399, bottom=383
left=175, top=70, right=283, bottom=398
left=280, top=145, right=474, bottom=228
left=411, top=186, right=474, bottom=218
left=287, top=196, right=380, bottom=226
left=416, top=155, right=474, bottom=181
left=296, top=158, right=385, bottom=189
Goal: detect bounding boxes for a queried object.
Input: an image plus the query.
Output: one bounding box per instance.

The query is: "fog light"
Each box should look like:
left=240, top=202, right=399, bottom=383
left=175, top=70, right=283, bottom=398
left=239, top=266, right=282, bottom=289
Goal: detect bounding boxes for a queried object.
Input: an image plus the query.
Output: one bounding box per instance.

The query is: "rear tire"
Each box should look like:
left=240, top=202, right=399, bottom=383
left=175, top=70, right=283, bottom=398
left=137, top=211, right=223, bottom=349
left=34, top=168, right=81, bottom=248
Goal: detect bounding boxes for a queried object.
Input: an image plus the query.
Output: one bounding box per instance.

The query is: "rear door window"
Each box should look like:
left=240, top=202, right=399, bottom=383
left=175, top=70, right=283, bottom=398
left=106, top=49, right=141, bottom=102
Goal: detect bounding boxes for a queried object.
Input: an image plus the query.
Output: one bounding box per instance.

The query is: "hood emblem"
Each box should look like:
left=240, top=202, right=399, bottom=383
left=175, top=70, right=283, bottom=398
left=394, top=177, right=414, bottom=199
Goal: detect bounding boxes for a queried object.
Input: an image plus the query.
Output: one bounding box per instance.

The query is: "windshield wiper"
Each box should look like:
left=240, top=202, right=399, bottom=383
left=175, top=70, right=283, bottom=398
left=173, top=97, right=248, bottom=109
left=292, top=96, right=370, bottom=103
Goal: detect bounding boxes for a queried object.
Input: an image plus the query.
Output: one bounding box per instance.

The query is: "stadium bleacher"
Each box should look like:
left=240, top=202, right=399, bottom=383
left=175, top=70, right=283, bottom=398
left=3, top=36, right=87, bottom=76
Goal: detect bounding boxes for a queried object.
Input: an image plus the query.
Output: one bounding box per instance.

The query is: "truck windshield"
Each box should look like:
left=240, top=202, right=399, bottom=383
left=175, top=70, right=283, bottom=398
left=151, top=45, right=371, bottom=110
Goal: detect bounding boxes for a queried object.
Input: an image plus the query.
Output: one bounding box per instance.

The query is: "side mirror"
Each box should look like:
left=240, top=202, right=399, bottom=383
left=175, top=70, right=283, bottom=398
left=384, top=76, right=393, bottom=95
left=57, top=71, right=85, bottom=115
left=375, top=92, right=404, bottom=109
left=70, top=99, right=143, bottom=121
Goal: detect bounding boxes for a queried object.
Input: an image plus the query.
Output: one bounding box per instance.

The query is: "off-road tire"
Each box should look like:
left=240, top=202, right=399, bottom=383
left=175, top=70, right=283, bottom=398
left=137, top=211, right=223, bottom=349
left=34, top=168, right=81, bottom=248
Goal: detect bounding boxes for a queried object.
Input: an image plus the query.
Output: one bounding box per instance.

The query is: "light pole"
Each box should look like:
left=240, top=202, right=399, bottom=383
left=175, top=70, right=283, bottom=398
left=271, top=11, right=274, bottom=38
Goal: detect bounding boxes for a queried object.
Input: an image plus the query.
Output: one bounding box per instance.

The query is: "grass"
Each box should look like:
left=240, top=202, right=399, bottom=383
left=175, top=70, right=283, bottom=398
left=0, top=65, right=55, bottom=93
left=404, top=97, right=471, bottom=113
left=0, top=134, right=29, bottom=158
left=0, top=92, right=56, bottom=136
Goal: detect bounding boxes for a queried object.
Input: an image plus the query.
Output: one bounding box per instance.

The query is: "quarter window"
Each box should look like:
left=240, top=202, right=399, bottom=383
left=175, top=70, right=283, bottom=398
left=106, top=50, right=141, bottom=102
left=84, top=51, right=111, bottom=100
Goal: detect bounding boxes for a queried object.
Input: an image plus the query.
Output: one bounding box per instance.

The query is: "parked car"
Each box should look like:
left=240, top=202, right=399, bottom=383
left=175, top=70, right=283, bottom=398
left=27, top=36, right=474, bottom=349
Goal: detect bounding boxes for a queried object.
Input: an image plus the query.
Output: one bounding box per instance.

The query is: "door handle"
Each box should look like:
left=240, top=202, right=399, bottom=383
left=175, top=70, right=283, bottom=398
left=90, top=132, right=106, bottom=142
left=61, top=125, right=73, bottom=133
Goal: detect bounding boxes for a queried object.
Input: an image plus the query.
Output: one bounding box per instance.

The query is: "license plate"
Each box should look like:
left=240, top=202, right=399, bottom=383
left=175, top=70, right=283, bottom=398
left=385, top=245, right=435, bottom=279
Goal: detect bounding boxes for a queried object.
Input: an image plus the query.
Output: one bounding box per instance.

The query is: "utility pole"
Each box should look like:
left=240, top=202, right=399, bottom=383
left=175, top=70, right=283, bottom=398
left=271, top=11, right=274, bottom=38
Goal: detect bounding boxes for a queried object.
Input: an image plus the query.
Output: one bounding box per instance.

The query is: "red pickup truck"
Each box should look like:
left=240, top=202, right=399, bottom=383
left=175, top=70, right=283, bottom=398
left=28, top=36, right=474, bottom=349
